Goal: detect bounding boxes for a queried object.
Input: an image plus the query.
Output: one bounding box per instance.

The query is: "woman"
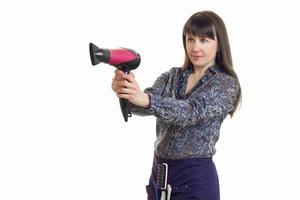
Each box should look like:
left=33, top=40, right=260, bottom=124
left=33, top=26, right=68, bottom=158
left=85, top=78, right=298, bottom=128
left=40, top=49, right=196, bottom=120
left=111, top=10, right=241, bottom=200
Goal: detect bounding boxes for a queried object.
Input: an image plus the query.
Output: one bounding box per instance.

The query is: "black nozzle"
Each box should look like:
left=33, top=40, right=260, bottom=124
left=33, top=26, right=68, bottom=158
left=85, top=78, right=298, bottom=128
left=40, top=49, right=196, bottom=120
left=89, top=43, right=110, bottom=65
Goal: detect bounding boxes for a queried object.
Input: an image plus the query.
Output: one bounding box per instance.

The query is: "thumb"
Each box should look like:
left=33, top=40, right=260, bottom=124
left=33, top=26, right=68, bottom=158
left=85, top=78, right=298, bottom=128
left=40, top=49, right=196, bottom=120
left=129, top=71, right=135, bottom=78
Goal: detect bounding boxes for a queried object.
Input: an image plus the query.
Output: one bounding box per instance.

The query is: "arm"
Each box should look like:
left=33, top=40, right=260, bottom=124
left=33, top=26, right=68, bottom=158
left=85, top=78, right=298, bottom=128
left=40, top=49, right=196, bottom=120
left=112, top=70, right=239, bottom=126
left=112, top=68, right=176, bottom=116
left=147, top=74, right=239, bottom=127
left=129, top=69, right=176, bottom=116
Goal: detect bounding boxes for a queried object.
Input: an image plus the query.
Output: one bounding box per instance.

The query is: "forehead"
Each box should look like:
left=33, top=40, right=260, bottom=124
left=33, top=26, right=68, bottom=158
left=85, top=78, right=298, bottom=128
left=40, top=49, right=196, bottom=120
left=186, top=34, right=216, bottom=40
left=186, top=34, right=207, bottom=38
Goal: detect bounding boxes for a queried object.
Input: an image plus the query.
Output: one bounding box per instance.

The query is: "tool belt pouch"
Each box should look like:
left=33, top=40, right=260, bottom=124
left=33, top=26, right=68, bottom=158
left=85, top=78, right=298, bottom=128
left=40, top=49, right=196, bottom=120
left=146, top=184, right=157, bottom=200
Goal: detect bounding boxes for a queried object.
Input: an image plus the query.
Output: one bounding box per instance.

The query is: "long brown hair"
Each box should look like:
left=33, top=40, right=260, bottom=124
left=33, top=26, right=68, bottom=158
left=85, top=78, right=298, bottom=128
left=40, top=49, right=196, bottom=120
left=182, top=11, right=241, bottom=117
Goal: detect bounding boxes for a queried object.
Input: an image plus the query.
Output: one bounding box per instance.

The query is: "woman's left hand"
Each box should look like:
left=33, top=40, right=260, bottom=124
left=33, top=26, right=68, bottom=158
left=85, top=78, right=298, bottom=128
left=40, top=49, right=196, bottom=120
left=111, top=70, right=150, bottom=108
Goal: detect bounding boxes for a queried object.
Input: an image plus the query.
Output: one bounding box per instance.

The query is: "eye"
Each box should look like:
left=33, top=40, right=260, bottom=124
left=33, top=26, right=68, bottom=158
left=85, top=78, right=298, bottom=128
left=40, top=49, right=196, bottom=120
left=200, top=38, right=208, bottom=43
left=187, top=37, right=194, bottom=42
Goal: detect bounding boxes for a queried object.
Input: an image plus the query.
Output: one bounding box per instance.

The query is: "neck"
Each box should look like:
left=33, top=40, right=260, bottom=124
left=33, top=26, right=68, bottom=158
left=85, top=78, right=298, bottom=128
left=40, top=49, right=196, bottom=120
left=193, top=67, right=206, bottom=77
left=193, top=62, right=215, bottom=76
left=193, top=66, right=210, bottom=78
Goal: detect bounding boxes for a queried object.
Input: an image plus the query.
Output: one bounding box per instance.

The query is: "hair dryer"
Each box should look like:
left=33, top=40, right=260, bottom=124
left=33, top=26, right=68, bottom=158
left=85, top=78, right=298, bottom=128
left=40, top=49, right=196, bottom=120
left=89, top=43, right=141, bottom=122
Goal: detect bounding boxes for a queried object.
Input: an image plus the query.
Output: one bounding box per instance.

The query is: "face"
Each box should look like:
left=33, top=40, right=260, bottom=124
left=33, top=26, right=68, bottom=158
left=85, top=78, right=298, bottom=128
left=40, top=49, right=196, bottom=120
left=185, top=34, right=218, bottom=69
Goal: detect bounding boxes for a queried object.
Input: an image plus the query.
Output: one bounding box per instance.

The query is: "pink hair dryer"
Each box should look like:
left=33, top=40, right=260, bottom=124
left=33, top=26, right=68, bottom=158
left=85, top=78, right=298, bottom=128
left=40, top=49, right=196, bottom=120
left=89, top=43, right=141, bottom=122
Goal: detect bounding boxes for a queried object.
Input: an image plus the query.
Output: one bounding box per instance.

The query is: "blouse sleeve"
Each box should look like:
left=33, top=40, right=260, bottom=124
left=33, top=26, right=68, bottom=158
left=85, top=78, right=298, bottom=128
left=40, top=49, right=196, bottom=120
left=147, top=74, right=239, bottom=127
left=129, top=67, right=177, bottom=116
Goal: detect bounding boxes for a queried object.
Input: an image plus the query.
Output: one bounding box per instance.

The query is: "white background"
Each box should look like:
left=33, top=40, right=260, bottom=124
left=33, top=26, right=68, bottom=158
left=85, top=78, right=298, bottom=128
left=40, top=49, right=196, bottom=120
left=1, top=0, right=300, bottom=199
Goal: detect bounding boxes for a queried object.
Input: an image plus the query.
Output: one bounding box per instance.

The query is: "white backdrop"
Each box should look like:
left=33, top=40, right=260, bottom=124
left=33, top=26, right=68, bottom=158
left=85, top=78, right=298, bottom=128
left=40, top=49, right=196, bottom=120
left=1, top=0, right=300, bottom=199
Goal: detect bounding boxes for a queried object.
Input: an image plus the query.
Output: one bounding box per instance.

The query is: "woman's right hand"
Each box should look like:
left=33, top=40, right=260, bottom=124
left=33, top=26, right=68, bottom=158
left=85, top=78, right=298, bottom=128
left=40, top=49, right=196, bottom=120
left=111, top=70, right=132, bottom=97
left=111, top=70, right=150, bottom=108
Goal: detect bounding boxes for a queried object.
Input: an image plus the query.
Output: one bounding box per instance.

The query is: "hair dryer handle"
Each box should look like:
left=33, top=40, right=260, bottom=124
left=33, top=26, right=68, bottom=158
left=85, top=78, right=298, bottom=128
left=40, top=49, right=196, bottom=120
left=119, top=98, right=131, bottom=122
left=119, top=68, right=132, bottom=122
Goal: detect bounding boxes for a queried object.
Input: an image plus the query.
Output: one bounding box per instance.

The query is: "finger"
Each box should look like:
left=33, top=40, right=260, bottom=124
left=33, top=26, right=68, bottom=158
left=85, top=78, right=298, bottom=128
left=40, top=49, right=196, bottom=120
left=113, top=75, right=123, bottom=82
left=115, top=80, right=137, bottom=90
left=123, top=73, right=137, bottom=84
left=117, top=85, right=137, bottom=95
left=112, top=79, right=124, bottom=91
left=114, top=70, right=125, bottom=80
left=116, top=70, right=125, bottom=76
left=112, top=77, right=122, bottom=84
left=128, top=72, right=136, bottom=82
left=114, top=69, right=123, bottom=74
left=129, top=71, right=135, bottom=78
left=117, top=87, right=128, bottom=94
left=111, top=81, right=117, bottom=91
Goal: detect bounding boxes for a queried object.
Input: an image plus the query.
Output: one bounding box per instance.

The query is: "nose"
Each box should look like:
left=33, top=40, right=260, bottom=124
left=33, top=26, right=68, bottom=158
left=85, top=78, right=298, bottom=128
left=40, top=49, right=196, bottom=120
left=192, top=46, right=199, bottom=52
left=192, top=41, right=201, bottom=52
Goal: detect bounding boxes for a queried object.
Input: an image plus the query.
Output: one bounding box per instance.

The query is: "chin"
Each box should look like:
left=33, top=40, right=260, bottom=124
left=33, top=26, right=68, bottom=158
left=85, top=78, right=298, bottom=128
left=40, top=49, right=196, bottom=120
left=192, top=62, right=205, bottom=68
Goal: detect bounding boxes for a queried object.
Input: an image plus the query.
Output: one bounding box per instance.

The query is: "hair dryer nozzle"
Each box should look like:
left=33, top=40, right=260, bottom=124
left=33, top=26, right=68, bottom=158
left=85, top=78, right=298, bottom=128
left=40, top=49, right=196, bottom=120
left=89, top=43, right=100, bottom=65
left=89, top=43, right=110, bottom=65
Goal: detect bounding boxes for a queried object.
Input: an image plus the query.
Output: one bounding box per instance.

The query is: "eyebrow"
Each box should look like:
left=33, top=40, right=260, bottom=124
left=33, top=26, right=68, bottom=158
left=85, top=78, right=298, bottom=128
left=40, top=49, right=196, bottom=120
left=186, top=34, right=208, bottom=39
left=185, top=34, right=194, bottom=37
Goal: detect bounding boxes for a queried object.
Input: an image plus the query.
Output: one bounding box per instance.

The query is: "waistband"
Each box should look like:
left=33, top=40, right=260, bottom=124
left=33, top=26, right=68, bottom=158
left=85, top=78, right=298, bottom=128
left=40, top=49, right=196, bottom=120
left=154, top=153, right=212, bottom=166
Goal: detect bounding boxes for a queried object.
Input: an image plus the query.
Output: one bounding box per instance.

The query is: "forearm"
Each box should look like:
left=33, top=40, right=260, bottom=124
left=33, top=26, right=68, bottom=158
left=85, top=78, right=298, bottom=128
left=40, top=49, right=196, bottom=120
left=129, top=92, right=150, bottom=108
left=129, top=93, right=154, bottom=116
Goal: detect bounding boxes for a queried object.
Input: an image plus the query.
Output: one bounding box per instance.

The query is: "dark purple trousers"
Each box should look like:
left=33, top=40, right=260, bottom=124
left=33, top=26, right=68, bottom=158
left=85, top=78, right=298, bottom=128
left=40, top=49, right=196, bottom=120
left=146, top=154, right=220, bottom=200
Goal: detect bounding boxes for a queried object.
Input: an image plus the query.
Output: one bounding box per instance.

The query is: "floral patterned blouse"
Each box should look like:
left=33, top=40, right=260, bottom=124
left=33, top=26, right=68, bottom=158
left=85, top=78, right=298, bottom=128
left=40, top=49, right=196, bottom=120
left=129, top=65, right=239, bottom=159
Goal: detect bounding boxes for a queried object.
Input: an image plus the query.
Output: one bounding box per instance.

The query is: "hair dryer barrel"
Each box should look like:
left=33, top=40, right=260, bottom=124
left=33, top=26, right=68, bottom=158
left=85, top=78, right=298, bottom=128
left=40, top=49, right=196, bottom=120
left=89, top=43, right=141, bottom=71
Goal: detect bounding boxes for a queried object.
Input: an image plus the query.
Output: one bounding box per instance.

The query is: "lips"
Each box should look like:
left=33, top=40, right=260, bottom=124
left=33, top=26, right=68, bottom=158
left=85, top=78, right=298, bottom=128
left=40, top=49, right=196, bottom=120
left=191, top=55, right=203, bottom=57
left=191, top=55, right=203, bottom=60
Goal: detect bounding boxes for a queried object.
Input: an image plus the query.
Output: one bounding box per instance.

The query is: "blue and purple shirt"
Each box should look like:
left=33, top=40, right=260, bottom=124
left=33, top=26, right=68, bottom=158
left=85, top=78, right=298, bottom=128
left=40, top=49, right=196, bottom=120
left=129, top=65, right=239, bottom=159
